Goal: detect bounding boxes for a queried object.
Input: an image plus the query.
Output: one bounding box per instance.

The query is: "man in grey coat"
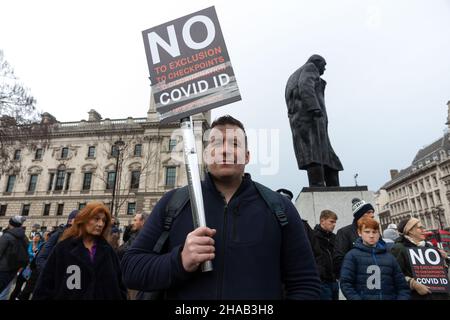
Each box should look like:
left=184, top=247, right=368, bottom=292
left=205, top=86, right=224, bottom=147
left=285, top=54, right=343, bottom=187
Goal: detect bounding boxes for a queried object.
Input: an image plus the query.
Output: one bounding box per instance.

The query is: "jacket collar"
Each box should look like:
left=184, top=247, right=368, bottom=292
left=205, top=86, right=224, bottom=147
left=66, top=236, right=109, bottom=269
left=204, top=172, right=252, bottom=200
left=314, top=224, right=332, bottom=236
left=353, top=237, right=387, bottom=253
left=5, top=227, right=25, bottom=239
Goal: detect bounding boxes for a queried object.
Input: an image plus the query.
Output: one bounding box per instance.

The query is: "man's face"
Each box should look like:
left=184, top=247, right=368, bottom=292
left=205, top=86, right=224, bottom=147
left=132, top=214, right=144, bottom=231
left=205, top=124, right=249, bottom=180
left=363, top=210, right=375, bottom=219
left=320, top=217, right=337, bottom=233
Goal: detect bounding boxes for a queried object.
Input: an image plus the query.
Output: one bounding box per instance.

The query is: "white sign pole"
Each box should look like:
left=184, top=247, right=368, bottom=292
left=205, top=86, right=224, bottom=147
left=180, top=116, right=213, bottom=272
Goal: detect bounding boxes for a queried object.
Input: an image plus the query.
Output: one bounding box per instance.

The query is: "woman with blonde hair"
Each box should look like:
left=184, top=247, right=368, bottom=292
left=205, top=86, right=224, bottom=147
left=32, top=203, right=126, bottom=300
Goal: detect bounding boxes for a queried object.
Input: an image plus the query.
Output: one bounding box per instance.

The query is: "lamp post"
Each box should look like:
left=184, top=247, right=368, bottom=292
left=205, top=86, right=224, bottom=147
left=432, top=205, right=444, bottom=230
left=111, top=139, right=124, bottom=219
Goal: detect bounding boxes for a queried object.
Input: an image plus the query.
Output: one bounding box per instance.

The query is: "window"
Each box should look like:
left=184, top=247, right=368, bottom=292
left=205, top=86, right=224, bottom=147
left=14, top=149, right=21, bottom=160
left=134, top=144, right=142, bottom=157
left=28, top=174, right=38, bottom=192
left=43, top=204, right=51, bottom=216
left=165, top=167, right=176, bottom=186
left=436, top=191, right=442, bottom=205
left=130, top=170, right=140, bottom=189
left=83, top=172, right=92, bottom=190
left=78, top=203, right=86, bottom=210
left=22, top=204, right=30, bottom=216
left=0, top=205, right=7, bottom=216
left=54, top=170, right=65, bottom=191
left=5, top=175, right=16, bottom=193
left=169, top=139, right=177, bottom=152
left=87, top=146, right=96, bottom=158
left=35, top=148, right=43, bottom=160
left=61, top=147, right=69, bottom=159
left=65, top=172, right=71, bottom=191
left=57, top=203, right=64, bottom=216
left=106, top=172, right=116, bottom=190
left=127, top=202, right=136, bottom=215
left=432, top=176, right=438, bottom=187
left=48, top=173, right=55, bottom=191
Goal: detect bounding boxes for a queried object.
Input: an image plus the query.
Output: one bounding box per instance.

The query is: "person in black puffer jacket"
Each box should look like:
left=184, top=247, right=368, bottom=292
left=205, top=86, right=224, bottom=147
left=340, top=217, right=410, bottom=300
left=334, top=198, right=376, bottom=277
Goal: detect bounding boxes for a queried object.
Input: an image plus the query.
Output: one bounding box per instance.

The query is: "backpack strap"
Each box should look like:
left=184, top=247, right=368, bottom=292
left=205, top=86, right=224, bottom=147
left=152, top=186, right=190, bottom=253
left=253, top=181, right=289, bottom=227
left=152, top=182, right=288, bottom=253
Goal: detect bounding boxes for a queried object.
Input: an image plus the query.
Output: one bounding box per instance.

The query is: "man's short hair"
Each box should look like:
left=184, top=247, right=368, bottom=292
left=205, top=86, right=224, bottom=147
left=320, top=210, right=338, bottom=221
left=210, top=115, right=247, bottom=148
left=136, top=212, right=148, bottom=222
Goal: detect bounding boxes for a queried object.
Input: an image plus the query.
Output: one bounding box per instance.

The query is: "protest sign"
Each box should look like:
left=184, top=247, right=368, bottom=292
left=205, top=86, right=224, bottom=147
left=407, top=247, right=450, bottom=293
left=142, top=6, right=241, bottom=123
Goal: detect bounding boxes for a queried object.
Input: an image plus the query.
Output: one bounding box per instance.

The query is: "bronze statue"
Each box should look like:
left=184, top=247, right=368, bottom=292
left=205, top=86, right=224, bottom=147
left=285, top=54, right=343, bottom=187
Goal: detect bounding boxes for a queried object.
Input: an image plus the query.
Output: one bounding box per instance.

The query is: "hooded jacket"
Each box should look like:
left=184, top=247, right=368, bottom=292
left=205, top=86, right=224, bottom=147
left=121, top=173, right=321, bottom=300
left=340, top=238, right=410, bottom=300
left=0, top=227, right=28, bottom=272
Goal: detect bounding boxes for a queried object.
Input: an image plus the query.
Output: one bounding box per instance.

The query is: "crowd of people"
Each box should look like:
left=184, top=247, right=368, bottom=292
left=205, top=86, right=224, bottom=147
left=0, top=115, right=449, bottom=300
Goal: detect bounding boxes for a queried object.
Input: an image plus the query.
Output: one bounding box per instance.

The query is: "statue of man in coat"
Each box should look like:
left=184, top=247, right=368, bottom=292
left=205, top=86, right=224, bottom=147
left=285, top=54, right=343, bottom=187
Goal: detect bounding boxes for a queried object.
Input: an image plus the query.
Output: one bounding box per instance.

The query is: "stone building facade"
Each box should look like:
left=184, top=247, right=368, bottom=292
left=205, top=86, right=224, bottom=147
left=379, top=101, right=450, bottom=231
left=0, top=102, right=211, bottom=233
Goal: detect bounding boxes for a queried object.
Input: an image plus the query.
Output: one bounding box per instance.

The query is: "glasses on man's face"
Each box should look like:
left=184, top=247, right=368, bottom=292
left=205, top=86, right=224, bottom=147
left=416, top=225, right=426, bottom=230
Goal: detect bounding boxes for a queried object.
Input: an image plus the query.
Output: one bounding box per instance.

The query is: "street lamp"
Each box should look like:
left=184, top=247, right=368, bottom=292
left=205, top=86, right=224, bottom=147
left=111, top=139, right=124, bottom=219
left=431, top=205, right=445, bottom=230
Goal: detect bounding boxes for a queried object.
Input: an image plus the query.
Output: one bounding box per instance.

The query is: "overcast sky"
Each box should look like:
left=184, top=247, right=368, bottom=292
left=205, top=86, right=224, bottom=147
left=1, top=0, right=450, bottom=197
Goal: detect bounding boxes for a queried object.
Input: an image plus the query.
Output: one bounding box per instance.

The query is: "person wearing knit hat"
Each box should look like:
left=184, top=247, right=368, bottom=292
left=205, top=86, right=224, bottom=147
left=351, top=198, right=375, bottom=223
left=9, top=215, right=27, bottom=228
left=391, top=217, right=449, bottom=300
left=0, top=216, right=29, bottom=294
left=333, top=198, right=375, bottom=277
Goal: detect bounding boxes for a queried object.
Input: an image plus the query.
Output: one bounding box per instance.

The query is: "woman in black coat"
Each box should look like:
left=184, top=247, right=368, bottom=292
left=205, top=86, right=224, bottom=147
left=32, top=203, right=126, bottom=300
left=391, top=217, right=449, bottom=300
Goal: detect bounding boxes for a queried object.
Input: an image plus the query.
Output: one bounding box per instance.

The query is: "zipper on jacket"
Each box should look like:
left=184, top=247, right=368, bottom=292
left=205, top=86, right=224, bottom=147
left=217, top=202, right=228, bottom=300
left=371, top=249, right=382, bottom=300
left=232, top=206, right=239, bottom=241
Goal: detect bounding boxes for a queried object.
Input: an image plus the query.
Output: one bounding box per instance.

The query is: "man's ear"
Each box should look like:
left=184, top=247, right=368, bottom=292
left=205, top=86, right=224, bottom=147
left=245, top=150, right=250, bottom=165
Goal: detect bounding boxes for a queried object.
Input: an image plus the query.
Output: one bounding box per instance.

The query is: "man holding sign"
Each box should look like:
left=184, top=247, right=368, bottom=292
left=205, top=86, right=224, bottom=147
left=391, top=217, right=449, bottom=300
left=121, top=7, right=320, bottom=299
left=121, top=115, right=321, bottom=299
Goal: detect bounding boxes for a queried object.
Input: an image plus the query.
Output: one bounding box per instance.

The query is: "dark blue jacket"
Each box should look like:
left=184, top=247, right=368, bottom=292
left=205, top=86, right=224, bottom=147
left=121, top=173, right=321, bottom=300
left=32, top=236, right=126, bottom=300
left=35, top=226, right=66, bottom=272
left=340, top=238, right=410, bottom=300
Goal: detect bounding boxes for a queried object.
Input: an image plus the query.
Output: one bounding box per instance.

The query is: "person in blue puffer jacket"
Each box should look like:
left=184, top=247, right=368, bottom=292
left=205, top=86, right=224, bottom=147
left=340, top=217, right=410, bottom=300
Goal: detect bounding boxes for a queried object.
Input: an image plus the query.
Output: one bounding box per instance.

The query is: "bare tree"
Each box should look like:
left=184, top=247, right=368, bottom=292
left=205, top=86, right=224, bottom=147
left=0, top=49, right=49, bottom=175
left=92, top=131, right=161, bottom=217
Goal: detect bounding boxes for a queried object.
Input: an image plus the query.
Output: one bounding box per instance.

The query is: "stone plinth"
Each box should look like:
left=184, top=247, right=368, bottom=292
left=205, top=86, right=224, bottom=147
left=295, top=186, right=375, bottom=231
